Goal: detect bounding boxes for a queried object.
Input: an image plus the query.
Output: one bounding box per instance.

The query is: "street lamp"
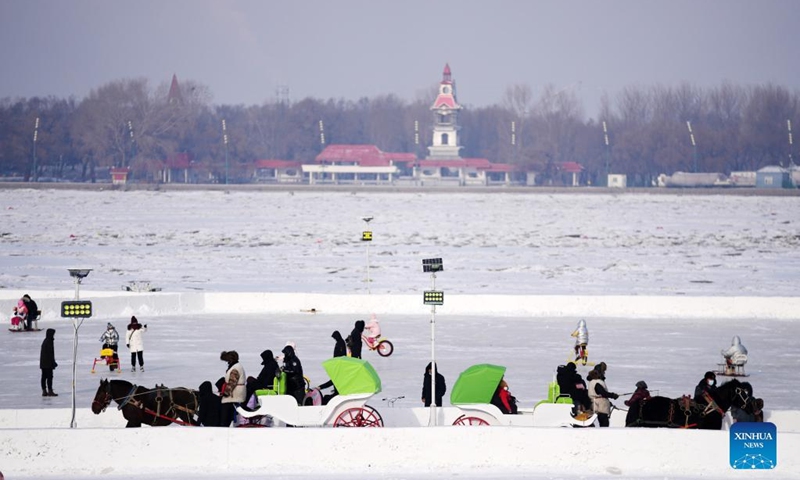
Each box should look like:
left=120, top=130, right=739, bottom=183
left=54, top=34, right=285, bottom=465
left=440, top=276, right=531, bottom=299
left=686, top=121, right=698, bottom=172
left=32, top=117, right=39, bottom=182
left=422, top=258, right=444, bottom=426
left=361, top=216, right=374, bottom=294
left=127, top=121, right=135, bottom=167
left=788, top=119, right=795, bottom=167
left=64, top=268, right=92, bottom=428
left=222, top=119, right=229, bottom=185
left=602, top=121, right=611, bottom=185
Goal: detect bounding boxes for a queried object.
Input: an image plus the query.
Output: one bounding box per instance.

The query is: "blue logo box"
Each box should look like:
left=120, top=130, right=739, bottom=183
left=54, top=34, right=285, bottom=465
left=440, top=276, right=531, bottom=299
left=730, top=422, right=777, bottom=469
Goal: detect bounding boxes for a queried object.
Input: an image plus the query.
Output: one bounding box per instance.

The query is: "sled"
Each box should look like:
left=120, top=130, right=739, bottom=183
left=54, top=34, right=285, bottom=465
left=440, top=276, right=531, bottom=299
left=715, top=363, right=748, bottom=377
left=8, top=328, right=42, bottom=333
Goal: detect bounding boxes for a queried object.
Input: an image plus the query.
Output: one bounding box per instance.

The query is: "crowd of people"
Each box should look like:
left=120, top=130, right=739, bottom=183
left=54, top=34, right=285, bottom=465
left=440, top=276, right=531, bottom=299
left=23, top=305, right=762, bottom=428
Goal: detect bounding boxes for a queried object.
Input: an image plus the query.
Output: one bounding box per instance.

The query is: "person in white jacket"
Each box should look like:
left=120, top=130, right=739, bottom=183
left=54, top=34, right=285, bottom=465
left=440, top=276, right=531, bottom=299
left=721, top=336, right=748, bottom=374
left=571, top=319, right=589, bottom=365
left=125, top=316, right=147, bottom=372
left=219, top=350, right=246, bottom=427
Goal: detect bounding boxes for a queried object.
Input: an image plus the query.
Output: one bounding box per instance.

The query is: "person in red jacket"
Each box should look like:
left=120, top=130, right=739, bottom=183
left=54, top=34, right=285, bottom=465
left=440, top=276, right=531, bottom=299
left=491, top=378, right=518, bottom=414
left=625, top=381, right=651, bottom=408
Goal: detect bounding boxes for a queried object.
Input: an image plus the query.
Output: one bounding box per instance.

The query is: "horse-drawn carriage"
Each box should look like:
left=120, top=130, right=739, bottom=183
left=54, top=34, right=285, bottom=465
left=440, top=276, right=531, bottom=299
left=236, top=356, right=384, bottom=427
left=449, top=364, right=597, bottom=427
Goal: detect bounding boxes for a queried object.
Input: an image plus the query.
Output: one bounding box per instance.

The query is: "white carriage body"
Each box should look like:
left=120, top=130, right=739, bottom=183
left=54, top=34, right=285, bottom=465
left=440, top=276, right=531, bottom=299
left=236, top=392, right=374, bottom=427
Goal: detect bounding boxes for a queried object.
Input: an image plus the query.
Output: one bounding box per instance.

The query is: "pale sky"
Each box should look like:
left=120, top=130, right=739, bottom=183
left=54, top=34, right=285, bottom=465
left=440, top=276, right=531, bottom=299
left=1, top=0, right=798, bottom=117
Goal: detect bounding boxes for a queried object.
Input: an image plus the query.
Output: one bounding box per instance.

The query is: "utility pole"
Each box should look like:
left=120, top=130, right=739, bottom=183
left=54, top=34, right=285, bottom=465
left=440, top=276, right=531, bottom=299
left=222, top=119, right=229, bottom=185
left=32, top=117, right=39, bottom=182
left=602, top=121, right=611, bottom=186
left=686, top=121, right=698, bottom=172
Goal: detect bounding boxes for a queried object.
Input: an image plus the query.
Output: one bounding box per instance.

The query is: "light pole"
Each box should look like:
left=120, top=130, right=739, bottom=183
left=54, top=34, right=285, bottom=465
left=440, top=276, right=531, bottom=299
left=686, top=121, right=698, bottom=172
left=602, top=121, right=611, bottom=186
left=32, top=117, right=39, bottom=182
left=127, top=121, right=135, bottom=167
left=362, top=217, right=373, bottom=294
left=64, top=268, right=92, bottom=428
left=422, top=258, right=444, bottom=426
left=788, top=119, right=795, bottom=167
left=222, top=119, right=229, bottom=185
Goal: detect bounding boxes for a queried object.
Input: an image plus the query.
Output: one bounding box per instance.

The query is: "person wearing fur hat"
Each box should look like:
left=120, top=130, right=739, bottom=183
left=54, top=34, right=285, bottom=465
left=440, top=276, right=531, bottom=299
left=588, top=366, right=618, bottom=427
left=125, top=316, right=147, bottom=372
left=99, top=323, right=120, bottom=372
left=219, top=350, right=246, bottom=426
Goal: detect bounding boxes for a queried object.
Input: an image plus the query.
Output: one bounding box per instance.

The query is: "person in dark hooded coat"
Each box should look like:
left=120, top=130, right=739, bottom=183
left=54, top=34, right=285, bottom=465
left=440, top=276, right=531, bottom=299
left=348, top=320, right=366, bottom=359
left=255, top=350, right=280, bottom=391
left=556, top=362, right=591, bottom=412
left=23, top=294, right=39, bottom=331
left=281, top=345, right=304, bottom=405
left=421, top=362, right=446, bottom=407
left=39, top=328, right=58, bottom=396
left=331, top=331, right=347, bottom=358
left=197, top=380, right=222, bottom=427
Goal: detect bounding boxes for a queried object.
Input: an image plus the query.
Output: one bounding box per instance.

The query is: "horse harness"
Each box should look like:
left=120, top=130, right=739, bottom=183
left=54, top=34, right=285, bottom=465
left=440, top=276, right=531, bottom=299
left=97, top=381, right=199, bottom=426
left=634, top=387, right=750, bottom=428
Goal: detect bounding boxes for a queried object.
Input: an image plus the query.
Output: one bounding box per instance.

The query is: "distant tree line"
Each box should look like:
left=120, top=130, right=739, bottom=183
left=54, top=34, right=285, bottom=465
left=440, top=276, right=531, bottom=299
left=1, top=78, right=797, bottom=186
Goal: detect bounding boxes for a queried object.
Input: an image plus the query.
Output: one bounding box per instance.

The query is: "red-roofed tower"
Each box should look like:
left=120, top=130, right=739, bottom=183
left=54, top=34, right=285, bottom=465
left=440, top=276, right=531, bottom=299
left=167, top=74, right=183, bottom=104
left=427, top=63, right=463, bottom=160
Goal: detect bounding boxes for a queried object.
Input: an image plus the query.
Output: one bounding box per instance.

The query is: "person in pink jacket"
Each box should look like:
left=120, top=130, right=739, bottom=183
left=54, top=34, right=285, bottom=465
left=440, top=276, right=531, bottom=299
left=364, top=314, right=381, bottom=346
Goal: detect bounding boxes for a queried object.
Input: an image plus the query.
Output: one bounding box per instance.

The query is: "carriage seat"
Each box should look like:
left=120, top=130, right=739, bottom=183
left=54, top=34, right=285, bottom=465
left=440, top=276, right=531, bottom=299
left=535, top=382, right=574, bottom=408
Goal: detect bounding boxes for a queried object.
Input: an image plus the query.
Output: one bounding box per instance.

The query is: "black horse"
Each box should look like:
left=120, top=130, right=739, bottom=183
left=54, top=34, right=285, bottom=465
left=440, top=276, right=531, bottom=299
left=625, top=379, right=752, bottom=429
left=92, top=378, right=199, bottom=428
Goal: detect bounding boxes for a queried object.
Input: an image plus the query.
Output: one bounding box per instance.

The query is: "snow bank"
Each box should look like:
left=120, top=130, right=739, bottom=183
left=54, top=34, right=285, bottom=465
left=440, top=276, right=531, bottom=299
left=2, top=422, right=798, bottom=478
left=5, top=290, right=800, bottom=320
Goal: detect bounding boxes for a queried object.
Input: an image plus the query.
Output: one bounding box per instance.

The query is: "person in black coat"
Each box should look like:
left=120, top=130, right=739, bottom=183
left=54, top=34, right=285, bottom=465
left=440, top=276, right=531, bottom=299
left=557, top=362, right=591, bottom=412
left=421, top=362, right=446, bottom=407
left=331, top=331, right=347, bottom=358
left=39, top=328, right=58, bottom=396
left=694, top=371, right=717, bottom=404
left=23, top=294, right=38, bottom=331
left=348, top=320, right=365, bottom=359
left=281, top=345, right=304, bottom=405
left=255, top=350, right=280, bottom=391
left=197, top=380, right=223, bottom=427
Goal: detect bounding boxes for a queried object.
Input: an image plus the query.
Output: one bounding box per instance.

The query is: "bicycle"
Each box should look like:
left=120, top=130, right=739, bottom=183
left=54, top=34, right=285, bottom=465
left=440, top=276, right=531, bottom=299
left=362, top=334, right=394, bottom=357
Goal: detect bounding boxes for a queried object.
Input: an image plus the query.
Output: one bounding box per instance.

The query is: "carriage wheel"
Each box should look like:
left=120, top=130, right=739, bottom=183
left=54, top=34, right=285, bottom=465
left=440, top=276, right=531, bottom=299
left=452, top=414, right=490, bottom=426
left=377, top=340, right=394, bottom=357
left=333, top=405, right=384, bottom=427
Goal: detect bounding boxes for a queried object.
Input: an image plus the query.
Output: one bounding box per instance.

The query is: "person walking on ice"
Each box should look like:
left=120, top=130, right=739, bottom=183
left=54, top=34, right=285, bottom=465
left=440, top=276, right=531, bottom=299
left=571, top=319, right=589, bottom=365
left=125, top=316, right=147, bottom=372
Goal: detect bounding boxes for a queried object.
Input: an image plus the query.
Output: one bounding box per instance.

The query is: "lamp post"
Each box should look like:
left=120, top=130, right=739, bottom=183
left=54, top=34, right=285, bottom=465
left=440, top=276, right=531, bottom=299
left=127, top=121, right=135, bottom=167
left=32, top=117, right=39, bottom=182
left=222, top=119, right=229, bottom=185
left=788, top=119, right=794, bottom=167
left=422, top=258, right=444, bottom=426
left=686, top=121, right=698, bottom=172
left=602, top=121, right=611, bottom=186
left=361, top=217, right=374, bottom=294
left=65, top=268, right=92, bottom=428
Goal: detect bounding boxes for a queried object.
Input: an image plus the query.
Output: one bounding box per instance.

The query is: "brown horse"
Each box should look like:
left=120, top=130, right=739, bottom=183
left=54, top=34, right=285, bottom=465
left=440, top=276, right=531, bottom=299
left=625, top=379, right=752, bottom=429
left=91, top=378, right=199, bottom=428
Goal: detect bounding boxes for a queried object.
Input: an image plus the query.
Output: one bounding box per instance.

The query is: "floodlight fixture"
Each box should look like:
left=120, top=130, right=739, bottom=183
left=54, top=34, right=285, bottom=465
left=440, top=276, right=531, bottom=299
left=68, top=269, right=92, bottom=281
left=61, top=300, right=93, bottom=318
left=422, top=258, right=443, bottom=273
left=423, top=290, right=444, bottom=305
left=362, top=231, right=373, bottom=242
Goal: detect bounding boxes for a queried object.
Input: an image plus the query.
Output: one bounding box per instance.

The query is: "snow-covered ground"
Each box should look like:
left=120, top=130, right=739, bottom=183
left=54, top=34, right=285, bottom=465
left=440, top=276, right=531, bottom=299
left=1, top=188, right=799, bottom=479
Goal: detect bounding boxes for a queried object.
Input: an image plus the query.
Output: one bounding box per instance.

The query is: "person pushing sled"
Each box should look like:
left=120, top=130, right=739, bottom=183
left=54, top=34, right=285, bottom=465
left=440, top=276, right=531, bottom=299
left=571, top=319, right=589, bottom=366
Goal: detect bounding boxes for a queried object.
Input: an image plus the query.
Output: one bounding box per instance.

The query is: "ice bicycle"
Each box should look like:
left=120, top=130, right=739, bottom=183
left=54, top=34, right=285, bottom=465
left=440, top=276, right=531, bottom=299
left=236, top=356, right=384, bottom=427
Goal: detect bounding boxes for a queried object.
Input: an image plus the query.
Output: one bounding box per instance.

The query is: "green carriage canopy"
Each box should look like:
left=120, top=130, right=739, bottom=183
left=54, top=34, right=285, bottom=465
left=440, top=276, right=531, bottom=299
left=322, top=356, right=382, bottom=396
left=450, top=363, right=506, bottom=405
